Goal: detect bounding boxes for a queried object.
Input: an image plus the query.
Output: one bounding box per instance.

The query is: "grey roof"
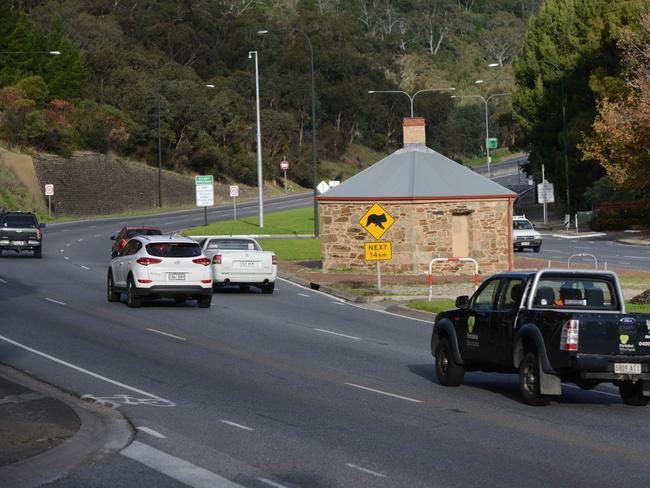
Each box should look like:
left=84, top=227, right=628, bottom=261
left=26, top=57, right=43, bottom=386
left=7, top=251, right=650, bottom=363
left=319, top=144, right=516, bottom=200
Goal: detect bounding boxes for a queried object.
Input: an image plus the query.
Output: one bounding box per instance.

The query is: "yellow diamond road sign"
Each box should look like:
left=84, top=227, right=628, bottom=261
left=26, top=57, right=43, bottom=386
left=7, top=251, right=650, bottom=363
left=360, top=203, right=395, bottom=240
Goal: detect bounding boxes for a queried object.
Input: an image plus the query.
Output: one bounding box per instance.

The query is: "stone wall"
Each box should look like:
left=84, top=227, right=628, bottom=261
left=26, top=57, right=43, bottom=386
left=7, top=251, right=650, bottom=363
left=319, top=199, right=512, bottom=275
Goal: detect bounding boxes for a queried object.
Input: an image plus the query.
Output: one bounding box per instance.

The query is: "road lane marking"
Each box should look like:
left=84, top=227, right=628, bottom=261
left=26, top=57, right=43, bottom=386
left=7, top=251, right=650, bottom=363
left=347, top=303, right=432, bottom=324
left=258, top=478, right=289, bottom=488
left=564, top=384, right=621, bottom=398
left=77, top=238, right=84, bottom=242
left=0, top=277, right=7, bottom=284
left=574, top=246, right=592, bottom=249
left=623, top=256, right=648, bottom=260
left=278, top=278, right=345, bottom=303
left=0, top=335, right=172, bottom=402
left=64, top=256, right=70, bottom=260
left=137, top=426, right=166, bottom=438
left=333, top=302, right=346, bottom=306
left=314, top=328, right=361, bottom=340
left=298, top=293, right=310, bottom=297
left=220, top=420, right=254, bottom=431
left=146, top=328, right=186, bottom=341
left=345, top=463, right=387, bottom=478
left=94, top=234, right=101, bottom=237
left=122, top=441, right=244, bottom=488
left=344, top=383, right=421, bottom=403
left=66, top=243, right=70, bottom=247
left=45, top=297, right=66, bottom=306
left=60, top=249, right=64, bottom=253
left=80, top=265, right=90, bottom=270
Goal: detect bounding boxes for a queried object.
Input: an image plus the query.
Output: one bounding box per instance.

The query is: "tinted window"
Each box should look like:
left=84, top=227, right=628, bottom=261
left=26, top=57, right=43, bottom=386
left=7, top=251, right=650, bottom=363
left=207, top=239, right=259, bottom=251
left=472, top=280, right=500, bottom=311
left=146, top=243, right=202, bottom=257
left=127, top=228, right=162, bottom=238
left=532, top=277, right=617, bottom=310
left=499, top=279, right=525, bottom=309
left=2, top=215, right=37, bottom=228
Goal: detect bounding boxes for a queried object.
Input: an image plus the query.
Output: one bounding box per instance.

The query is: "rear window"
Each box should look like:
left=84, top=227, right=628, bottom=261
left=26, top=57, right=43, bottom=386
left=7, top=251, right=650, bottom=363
left=532, top=277, right=618, bottom=310
left=127, top=228, right=162, bottom=238
left=207, top=239, right=259, bottom=251
left=1, top=215, right=37, bottom=228
left=146, top=243, right=202, bottom=257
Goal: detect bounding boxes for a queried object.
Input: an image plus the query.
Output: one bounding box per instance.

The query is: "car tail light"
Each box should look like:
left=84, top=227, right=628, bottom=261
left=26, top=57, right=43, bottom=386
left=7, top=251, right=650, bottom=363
left=272, top=255, right=277, bottom=265
left=36, top=228, right=41, bottom=240
left=136, top=257, right=162, bottom=266
left=193, top=257, right=211, bottom=266
left=212, top=254, right=222, bottom=264
left=201, top=279, right=212, bottom=284
left=560, top=319, right=579, bottom=351
left=138, top=279, right=153, bottom=284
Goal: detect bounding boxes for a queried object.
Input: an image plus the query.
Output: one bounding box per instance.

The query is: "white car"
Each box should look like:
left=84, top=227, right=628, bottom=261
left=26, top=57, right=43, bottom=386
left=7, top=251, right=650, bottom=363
left=107, top=235, right=212, bottom=308
left=197, top=237, right=277, bottom=294
left=513, top=215, right=543, bottom=252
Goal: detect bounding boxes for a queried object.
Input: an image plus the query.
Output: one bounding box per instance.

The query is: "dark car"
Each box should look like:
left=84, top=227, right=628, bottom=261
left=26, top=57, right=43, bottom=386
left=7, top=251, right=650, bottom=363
left=0, top=211, right=45, bottom=258
left=431, top=269, right=650, bottom=406
left=110, top=226, right=162, bottom=257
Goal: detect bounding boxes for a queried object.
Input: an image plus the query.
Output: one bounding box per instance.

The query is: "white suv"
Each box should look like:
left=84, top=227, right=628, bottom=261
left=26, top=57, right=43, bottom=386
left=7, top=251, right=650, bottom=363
left=513, top=215, right=543, bottom=252
left=107, top=235, right=212, bottom=308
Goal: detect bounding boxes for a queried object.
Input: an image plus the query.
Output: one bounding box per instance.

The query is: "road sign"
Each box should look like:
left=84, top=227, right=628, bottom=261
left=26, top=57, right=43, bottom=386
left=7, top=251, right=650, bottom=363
left=195, top=175, right=214, bottom=207
left=537, top=182, right=555, bottom=204
left=359, top=202, right=395, bottom=240
left=487, top=138, right=498, bottom=149
left=280, top=159, right=289, bottom=171
left=317, top=181, right=330, bottom=194
left=364, top=241, right=392, bottom=261
left=229, top=185, right=239, bottom=198
left=44, top=184, right=54, bottom=196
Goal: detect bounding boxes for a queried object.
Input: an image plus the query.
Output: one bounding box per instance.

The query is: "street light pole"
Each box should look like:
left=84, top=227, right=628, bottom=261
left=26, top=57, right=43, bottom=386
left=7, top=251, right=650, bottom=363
left=249, top=50, right=264, bottom=228
left=257, top=28, right=319, bottom=237
left=0, top=51, right=61, bottom=55
left=367, top=88, right=456, bottom=118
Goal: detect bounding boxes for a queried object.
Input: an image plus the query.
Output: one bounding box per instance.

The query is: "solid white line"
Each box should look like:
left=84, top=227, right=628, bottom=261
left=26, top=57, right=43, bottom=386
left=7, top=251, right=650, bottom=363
left=136, top=426, right=167, bottom=438
left=278, top=278, right=345, bottom=302
left=122, top=441, right=244, bottom=488
left=0, top=334, right=171, bottom=402
left=298, top=293, right=310, bottom=297
left=146, top=328, right=186, bottom=341
left=258, top=478, right=289, bottom=488
left=347, top=303, right=433, bottom=324
left=220, top=420, right=254, bottom=431
left=345, top=463, right=387, bottom=478
left=314, top=328, right=361, bottom=340
left=333, top=302, right=346, bottom=306
left=623, top=256, right=648, bottom=260
left=0, top=277, right=7, bottom=284
left=45, top=297, right=66, bottom=306
left=344, top=383, right=421, bottom=403
left=564, top=384, right=621, bottom=398
left=80, top=265, right=90, bottom=270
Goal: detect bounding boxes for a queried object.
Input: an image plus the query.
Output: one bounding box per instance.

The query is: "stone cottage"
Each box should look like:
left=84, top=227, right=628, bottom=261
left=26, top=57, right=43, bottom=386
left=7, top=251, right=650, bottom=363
left=317, top=118, right=517, bottom=276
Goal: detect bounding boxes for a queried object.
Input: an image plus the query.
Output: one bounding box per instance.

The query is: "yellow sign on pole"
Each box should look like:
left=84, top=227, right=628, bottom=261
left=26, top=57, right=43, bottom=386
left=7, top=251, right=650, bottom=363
left=359, top=203, right=395, bottom=240
left=364, top=241, right=392, bottom=261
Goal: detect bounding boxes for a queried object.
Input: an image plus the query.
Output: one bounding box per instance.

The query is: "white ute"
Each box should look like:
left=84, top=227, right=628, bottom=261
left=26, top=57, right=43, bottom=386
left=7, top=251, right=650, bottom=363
left=513, top=215, right=543, bottom=252
left=197, top=237, right=277, bottom=294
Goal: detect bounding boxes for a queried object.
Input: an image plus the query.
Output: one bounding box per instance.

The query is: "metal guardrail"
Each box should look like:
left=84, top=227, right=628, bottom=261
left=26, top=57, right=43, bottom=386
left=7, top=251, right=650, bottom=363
left=567, top=253, right=598, bottom=269
left=428, top=257, right=479, bottom=302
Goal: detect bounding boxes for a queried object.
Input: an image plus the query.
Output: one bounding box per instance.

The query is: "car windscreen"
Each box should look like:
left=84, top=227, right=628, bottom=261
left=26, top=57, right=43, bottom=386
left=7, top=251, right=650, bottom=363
left=532, top=276, right=618, bottom=310
left=207, top=239, right=259, bottom=251
left=513, top=220, right=533, bottom=230
left=1, top=215, right=37, bottom=228
left=146, top=243, right=202, bottom=257
left=128, top=229, right=162, bottom=237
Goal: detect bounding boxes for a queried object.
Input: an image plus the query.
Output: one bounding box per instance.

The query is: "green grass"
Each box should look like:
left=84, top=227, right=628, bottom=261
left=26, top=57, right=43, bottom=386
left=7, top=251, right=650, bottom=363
left=619, top=275, right=650, bottom=288
left=464, top=148, right=523, bottom=167
left=626, top=302, right=650, bottom=313
left=408, top=299, right=456, bottom=314
left=184, top=207, right=315, bottom=236
left=258, top=238, right=321, bottom=261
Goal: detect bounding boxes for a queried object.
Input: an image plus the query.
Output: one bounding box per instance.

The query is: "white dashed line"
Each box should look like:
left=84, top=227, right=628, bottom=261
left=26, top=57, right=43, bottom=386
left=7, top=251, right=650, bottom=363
left=314, top=328, right=361, bottom=340
left=146, top=328, right=186, bottom=341
left=77, top=238, right=84, bottom=242
left=164, top=221, right=174, bottom=225
left=623, top=256, right=648, bottom=260
left=64, top=256, right=70, bottom=260
left=344, top=383, right=421, bottom=403
left=258, top=478, right=289, bottom=488
left=298, top=293, right=310, bottom=297
left=66, top=243, right=70, bottom=247
left=94, top=234, right=101, bottom=237
left=220, top=420, right=254, bottom=431
left=0, top=278, right=7, bottom=284
left=45, top=298, right=66, bottom=306
left=345, top=463, right=387, bottom=478
left=136, top=426, right=166, bottom=438
left=60, top=249, right=64, bottom=253
left=80, top=265, right=90, bottom=270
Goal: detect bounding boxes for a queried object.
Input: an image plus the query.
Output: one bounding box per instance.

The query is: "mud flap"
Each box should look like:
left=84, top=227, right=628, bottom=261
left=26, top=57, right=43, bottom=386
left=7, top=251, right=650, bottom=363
left=539, top=355, right=561, bottom=396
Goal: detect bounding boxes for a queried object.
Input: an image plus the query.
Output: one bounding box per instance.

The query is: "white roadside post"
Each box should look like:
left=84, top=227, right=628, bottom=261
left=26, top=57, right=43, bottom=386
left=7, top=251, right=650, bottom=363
left=44, top=184, right=54, bottom=218
left=280, top=158, right=289, bottom=192
left=230, top=185, right=239, bottom=221
left=195, top=175, right=214, bottom=226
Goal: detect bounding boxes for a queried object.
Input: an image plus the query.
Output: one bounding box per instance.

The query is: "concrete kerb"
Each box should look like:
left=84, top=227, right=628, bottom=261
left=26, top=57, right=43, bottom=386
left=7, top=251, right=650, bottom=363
left=0, top=364, right=133, bottom=488
left=617, top=238, right=650, bottom=246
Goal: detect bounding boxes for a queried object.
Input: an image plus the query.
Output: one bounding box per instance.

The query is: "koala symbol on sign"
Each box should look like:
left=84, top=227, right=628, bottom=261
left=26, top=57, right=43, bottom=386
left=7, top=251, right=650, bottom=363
left=366, top=213, right=387, bottom=229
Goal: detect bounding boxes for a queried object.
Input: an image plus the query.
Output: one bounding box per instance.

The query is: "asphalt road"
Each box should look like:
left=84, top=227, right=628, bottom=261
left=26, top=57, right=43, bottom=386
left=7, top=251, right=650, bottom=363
left=2, top=193, right=650, bottom=488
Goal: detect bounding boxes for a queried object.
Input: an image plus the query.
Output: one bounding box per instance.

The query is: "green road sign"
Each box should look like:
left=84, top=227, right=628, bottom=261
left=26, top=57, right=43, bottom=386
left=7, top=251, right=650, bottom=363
left=487, top=138, right=498, bottom=149
left=195, top=175, right=214, bottom=185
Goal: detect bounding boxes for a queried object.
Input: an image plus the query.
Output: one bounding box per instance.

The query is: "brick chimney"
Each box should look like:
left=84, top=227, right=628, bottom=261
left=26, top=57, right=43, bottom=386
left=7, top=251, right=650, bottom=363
left=403, top=117, right=426, bottom=145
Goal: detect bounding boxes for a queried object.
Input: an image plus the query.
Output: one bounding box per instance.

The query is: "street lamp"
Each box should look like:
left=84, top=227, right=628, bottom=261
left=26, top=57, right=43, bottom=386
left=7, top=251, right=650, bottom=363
left=367, top=87, right=455, bottom=118
left=248, top=50, right=264, bottom=229
left=0, top=50, right=61, bottom=55
left=257, top=28, right=319, bottom=237
left=451, top=92, right=511, bottom=176
left=157, top=82, right=214, bottom=207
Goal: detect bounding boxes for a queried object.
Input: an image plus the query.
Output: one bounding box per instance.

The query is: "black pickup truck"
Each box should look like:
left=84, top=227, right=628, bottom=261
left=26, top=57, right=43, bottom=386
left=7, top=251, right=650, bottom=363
left=432, top=269, right=650, bottom=406
left=0, top=211, right=45, bottom=258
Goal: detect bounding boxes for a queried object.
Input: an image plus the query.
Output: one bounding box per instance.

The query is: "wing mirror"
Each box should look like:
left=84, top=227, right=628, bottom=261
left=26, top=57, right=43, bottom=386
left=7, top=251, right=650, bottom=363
left=455, top=295, right=469, bottom=309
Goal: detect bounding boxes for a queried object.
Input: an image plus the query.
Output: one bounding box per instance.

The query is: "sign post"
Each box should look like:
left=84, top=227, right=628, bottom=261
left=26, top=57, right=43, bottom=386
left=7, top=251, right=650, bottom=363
left=230, top=185, right=239, bottom=221
left=360, top=203, right=396, bottom=290
left=280, top=158, right=289, bottom=192
left=44, top=184, right=54, bottom=218
left=195, top=175, right=214, bottom=226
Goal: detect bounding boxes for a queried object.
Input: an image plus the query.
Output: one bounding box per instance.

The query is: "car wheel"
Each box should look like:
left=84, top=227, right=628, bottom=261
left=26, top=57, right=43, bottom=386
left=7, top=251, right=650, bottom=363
left=239, top=285, right=250, bottom=292
left=533, top=246, right=541, bottom=253
left=34, top=247, right=42, bottom=258
left=618, top=381, right=650, bottom=406
left=197, top=296, right=211, bottom=308
left=126, top=276, right=141, bottom=308
left=261, top=283, right=275, bottom=294
left=107, top=271, right=120, bottom=302
left=519, top=351, right=550, bottom=406
left=434, top=337, right=464, bottom=386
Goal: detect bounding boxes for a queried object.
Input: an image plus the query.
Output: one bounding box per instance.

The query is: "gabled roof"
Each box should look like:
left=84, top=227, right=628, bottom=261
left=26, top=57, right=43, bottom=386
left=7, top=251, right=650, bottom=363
left=318, top=144, right=516, bottom=201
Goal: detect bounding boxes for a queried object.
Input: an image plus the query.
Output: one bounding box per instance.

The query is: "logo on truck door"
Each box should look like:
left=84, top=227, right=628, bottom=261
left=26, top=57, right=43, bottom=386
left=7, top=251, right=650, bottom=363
left=467, top=316, right=476, bottom=334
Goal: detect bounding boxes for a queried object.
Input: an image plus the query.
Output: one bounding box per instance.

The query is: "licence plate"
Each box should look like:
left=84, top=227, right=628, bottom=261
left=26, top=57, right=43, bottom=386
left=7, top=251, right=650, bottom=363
left=168, top=272, right=186, bottom=281
left=520, top=241, right=530, bottom=246
left=12, top=241, right=26, bottom=246
left=614, top=363, right=642, bottom=374
left=237, top=261, right=258, bottom=268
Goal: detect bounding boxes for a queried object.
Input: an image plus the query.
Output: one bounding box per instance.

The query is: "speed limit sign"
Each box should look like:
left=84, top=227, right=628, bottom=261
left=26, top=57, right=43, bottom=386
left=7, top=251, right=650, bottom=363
left=280, top=159, right=289, bottom=171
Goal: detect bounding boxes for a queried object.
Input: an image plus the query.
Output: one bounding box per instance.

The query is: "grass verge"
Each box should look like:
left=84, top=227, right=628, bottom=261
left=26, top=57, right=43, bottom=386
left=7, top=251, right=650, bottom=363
left=258, top=238, right=321, bottom=261
left=184, top=207, right=314, bottom=236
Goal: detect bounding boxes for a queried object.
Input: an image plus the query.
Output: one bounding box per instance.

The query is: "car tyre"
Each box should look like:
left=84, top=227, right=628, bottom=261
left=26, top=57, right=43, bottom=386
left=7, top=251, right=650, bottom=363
left=197, top=296, right=211, bottom=308
left=126, top=276, right=141, bottom=308
left=618, top=381, right=650, bottom=406
left=519, top=351, right=550, bottom=406
left=261, top=283, right=275, bottom=294
left=107, top=271, right=120, bottom=302
left=434, top=337, right=464, bottom=386
left=533, top=246, right=541, bottom=253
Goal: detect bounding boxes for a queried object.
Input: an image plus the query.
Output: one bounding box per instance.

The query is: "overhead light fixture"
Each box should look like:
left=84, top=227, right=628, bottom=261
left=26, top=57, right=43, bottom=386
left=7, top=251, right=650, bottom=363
left=488, top=63, right=499, bottom=68
left=475, top=80, right=484, bottom=84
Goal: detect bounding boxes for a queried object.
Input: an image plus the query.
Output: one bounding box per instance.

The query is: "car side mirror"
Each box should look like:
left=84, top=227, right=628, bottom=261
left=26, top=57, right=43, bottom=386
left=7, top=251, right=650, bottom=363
left=110, top=235, right=116, bottom=240
left=531, top=223, right=536, bottom=229
left=39, top=223, right=46, bottom=229
left=110, top=250, right=118, bottom=259
left=455, top=295, right=469, bottom=309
